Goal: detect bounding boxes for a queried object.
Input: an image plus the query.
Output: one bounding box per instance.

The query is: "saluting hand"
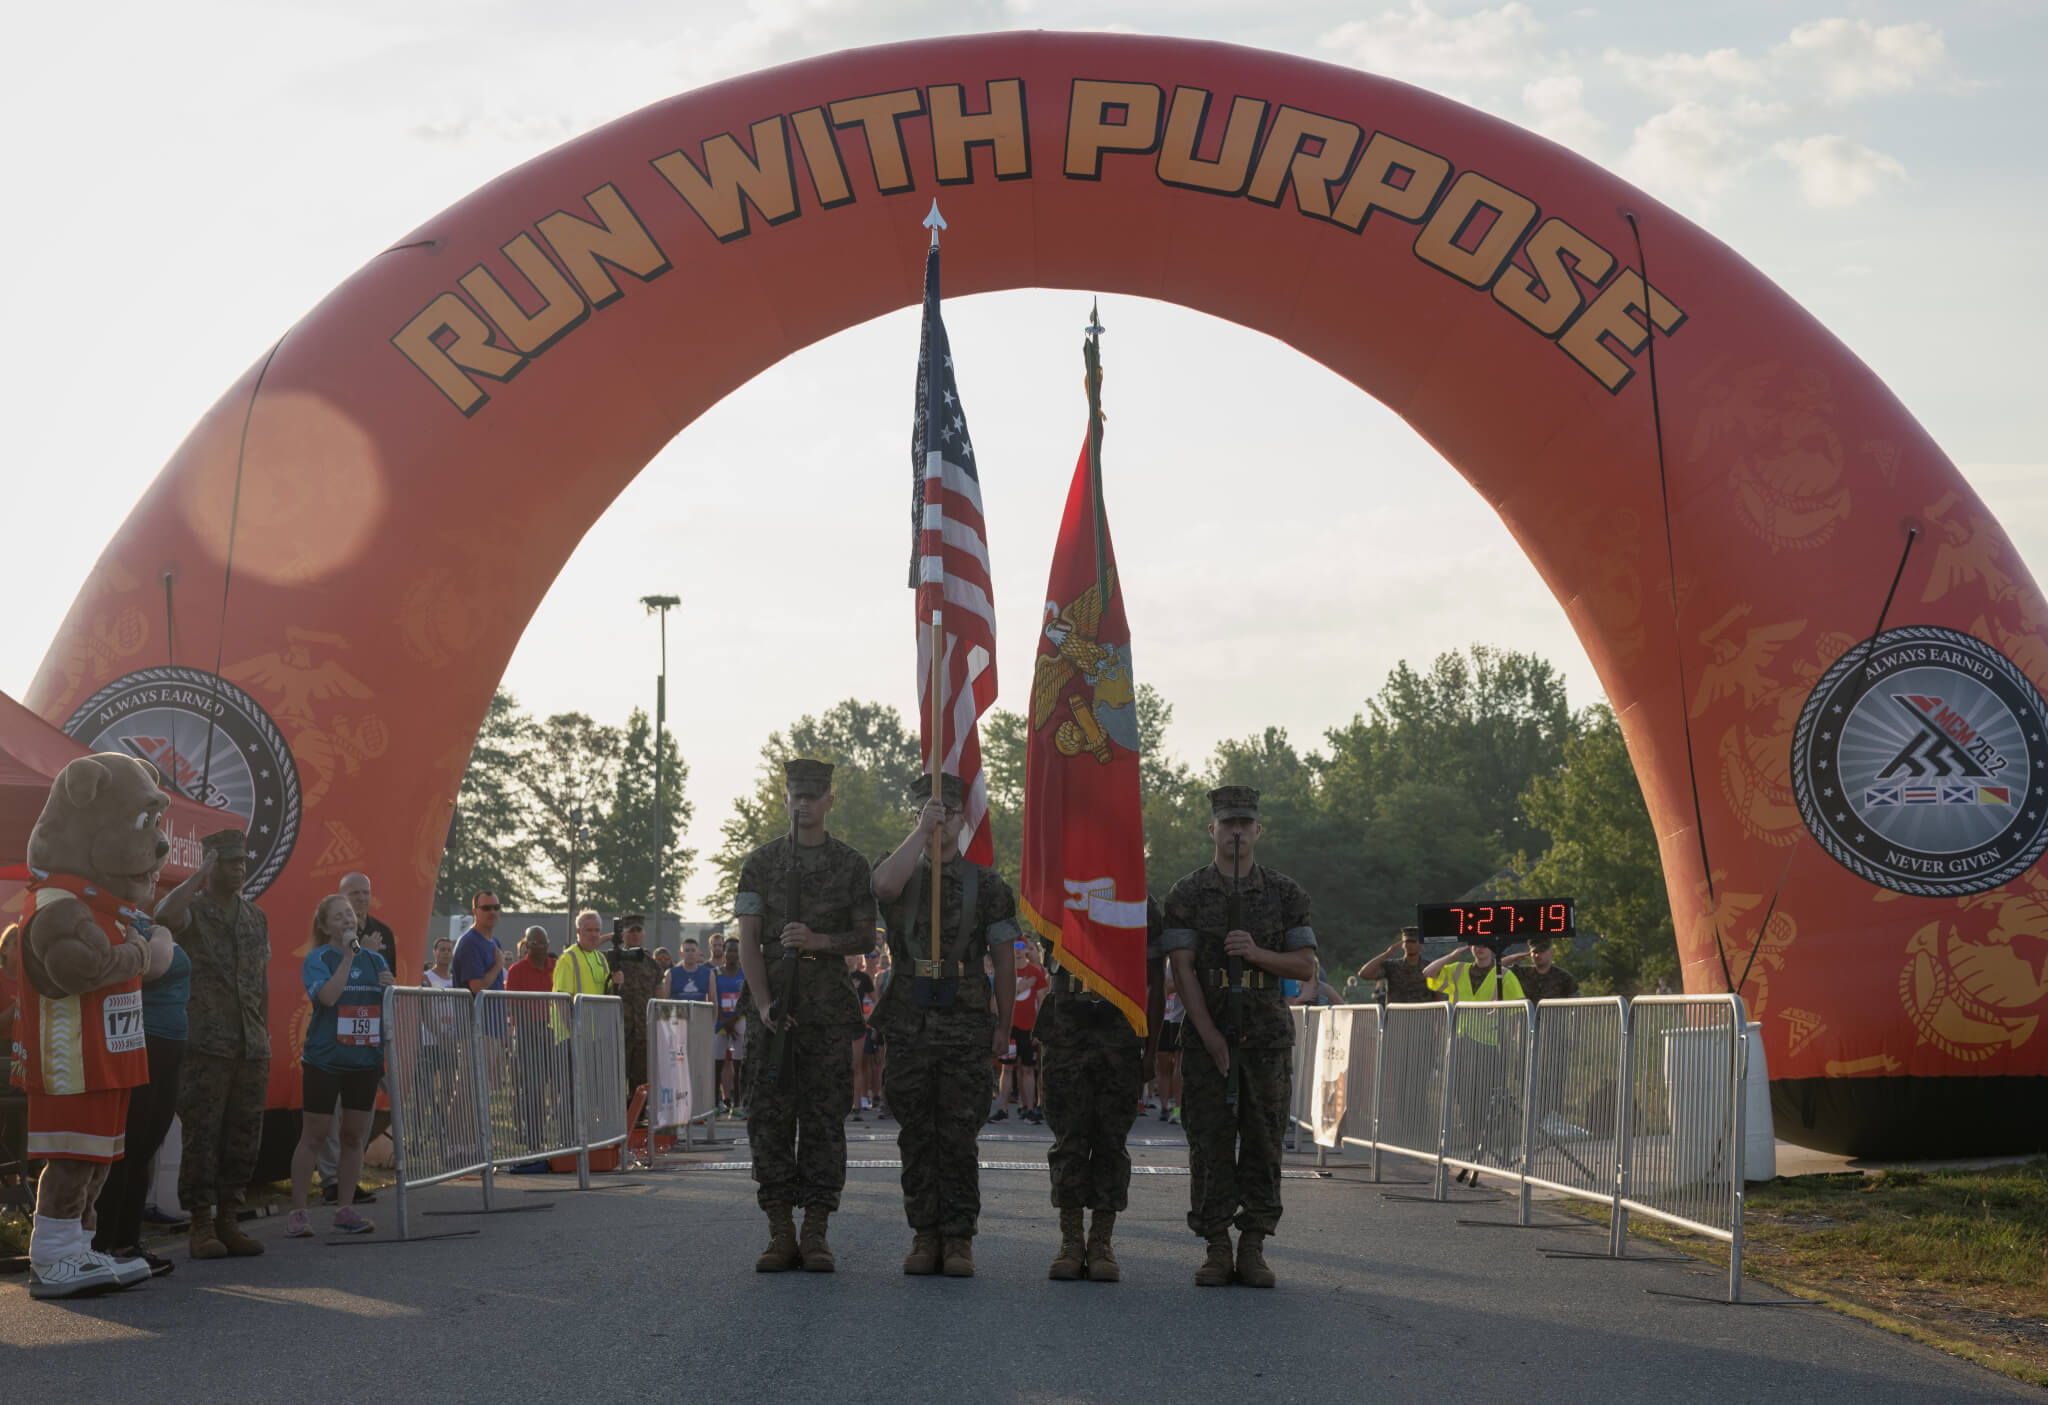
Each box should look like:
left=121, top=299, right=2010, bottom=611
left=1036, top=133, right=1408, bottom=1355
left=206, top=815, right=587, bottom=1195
left=1222, top=929, right=1257, bottom=959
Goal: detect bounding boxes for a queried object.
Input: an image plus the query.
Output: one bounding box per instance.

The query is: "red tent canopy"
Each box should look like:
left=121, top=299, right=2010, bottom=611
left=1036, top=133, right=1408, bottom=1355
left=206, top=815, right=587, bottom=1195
left=0, top=688, right=219, bottom=899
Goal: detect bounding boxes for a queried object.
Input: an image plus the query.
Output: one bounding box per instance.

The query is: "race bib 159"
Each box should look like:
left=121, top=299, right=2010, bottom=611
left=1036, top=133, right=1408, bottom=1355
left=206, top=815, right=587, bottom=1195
left=337, top=1005, right=381, bottom=1046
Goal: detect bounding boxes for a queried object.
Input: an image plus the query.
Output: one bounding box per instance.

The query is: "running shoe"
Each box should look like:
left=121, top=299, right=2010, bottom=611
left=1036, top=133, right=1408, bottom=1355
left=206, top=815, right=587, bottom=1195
left=285, top=1210, right=314, bottom=1238
left=331, top=1207, right=375, bottom=1235
left=989, top=1108, right=1008, bottom=1122
left=1158, top=1105, right=1168, bottom=1122
left=1169, top=1107, right=1181, bottom=1125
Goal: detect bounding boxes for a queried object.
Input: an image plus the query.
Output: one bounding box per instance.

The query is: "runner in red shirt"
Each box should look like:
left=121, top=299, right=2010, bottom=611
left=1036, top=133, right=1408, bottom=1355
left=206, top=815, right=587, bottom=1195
left=995, top=944, right=1051, bottom=1124
left=504, top=928, right=555, bottom=993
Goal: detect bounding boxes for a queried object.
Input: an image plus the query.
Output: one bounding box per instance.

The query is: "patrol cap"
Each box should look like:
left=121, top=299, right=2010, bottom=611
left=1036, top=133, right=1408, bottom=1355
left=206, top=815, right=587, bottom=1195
left=784, top=758, right=834, bottom=797
left=1208, top=785, right=1261, bottom=820
left=1400, top=926, right=1422, bottom=943
left=201, top=827, right=249, bottom=860
left=1528, top=936, right=1555, bottom=951
left=912, top=772, right=966, bottom=808
left=620, top=914, right=646, bottom=931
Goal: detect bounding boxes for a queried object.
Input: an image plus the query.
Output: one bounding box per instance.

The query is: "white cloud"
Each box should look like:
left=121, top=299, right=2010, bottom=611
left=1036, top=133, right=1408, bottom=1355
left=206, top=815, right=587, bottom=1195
left=1319, top=1, right=1546, bottom=81
left=1522, top=74, right=1603, bottom=153
left=1602, top=45, right=1765, bottom=100
left=1770, top=133, right=1908, bottom=207
left=1771, top=18, right=1951, bottom=103
left=1620, top=101, right=1759, bottom=208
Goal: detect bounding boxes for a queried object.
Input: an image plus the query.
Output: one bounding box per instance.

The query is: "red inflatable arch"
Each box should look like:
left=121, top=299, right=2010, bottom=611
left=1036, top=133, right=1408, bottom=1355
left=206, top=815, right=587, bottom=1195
left=25, top=33, right=2046, bottom=1155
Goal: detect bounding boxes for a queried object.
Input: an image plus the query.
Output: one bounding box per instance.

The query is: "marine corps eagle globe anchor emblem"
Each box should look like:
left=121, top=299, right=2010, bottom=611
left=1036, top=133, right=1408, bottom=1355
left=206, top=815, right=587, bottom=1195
left=1033, top=567, right=1138, bottom=764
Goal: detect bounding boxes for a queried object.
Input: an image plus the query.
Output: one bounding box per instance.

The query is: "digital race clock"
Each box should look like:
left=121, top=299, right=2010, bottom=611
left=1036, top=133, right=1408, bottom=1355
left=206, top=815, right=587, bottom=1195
left=1416, top=899, right=1575, bottom=944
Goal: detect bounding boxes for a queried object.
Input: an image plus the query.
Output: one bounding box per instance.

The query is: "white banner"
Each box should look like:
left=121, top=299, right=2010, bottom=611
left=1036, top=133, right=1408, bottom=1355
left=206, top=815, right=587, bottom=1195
left=1313, top=1007, right=1355, bottom=1149
left=649, top=1009, right=693, bottom=1131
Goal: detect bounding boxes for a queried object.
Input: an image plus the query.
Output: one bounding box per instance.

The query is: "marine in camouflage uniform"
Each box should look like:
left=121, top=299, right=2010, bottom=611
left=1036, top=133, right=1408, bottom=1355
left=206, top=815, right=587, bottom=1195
left=870, top=772, right=1018, bottom=1279
left=1356, top=927, right=1444, bottom=1005
left=735, top=759, right=876, bottom=1274
left=1037, top=897, right=1162, bottom=1282
left=1508, top=938, right=1581, bottom=1004
left=615, top=916, right=665, bottom=1112
left=160, top=828, right=270, bottom=1260
left=1163, top=786, right=1317, bottom=1289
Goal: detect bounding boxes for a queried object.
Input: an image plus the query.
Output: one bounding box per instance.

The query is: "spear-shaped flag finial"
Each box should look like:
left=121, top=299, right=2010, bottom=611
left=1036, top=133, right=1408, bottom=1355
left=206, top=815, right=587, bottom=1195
left=924, top=199, right=947, bottom=247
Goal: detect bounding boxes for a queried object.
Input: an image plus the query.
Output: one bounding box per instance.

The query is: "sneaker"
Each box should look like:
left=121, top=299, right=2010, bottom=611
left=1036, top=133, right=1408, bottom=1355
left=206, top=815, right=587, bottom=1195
left=142, top=1204, right=189, bottom=1228
left=331, top=1208, right=375, bottom=1236
left=28, top=1252, right=124, bottom=1299
left=989, top=1108, right=1008, bottom=1122
left=321, top=1183, right=339, bottom=1204
left=105, top=1244, right=175, bottom=1279
left=1169, top=1107, right=1182, bottom=1125
left=91, top=1249, right=153, bottom=1287
left=1158, top=1104, right=1169, bottom=1122
left=286, top=1210, right=314, bottom=1238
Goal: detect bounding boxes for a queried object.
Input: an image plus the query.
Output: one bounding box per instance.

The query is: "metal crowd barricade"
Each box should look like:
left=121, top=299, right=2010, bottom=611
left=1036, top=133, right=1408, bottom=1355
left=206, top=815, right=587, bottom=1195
left=1373, top=1003, right=1450, bottom=1177
left=1333, top=1004, right=1384, bottom=1168
left=1288, top=1006, right=1316, bottom=1136
left=645, top=998, right=718, bottom=1167
left=382, top=985, right=488, bottom=1240
left=1521, top=997, right=1628, bottom=1239
left=472, top=990, right=577, bottom=1206
left=1620, top=994, right=1749, bottom=1301
left=571, top=995, right=628, bottom=1189
left=1439, top=999, right=1534, bottom=1209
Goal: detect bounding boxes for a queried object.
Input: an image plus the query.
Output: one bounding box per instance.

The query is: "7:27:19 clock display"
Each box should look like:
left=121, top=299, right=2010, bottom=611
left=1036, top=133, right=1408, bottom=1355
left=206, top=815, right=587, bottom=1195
left=1415, top=899, right=1575, bottom=945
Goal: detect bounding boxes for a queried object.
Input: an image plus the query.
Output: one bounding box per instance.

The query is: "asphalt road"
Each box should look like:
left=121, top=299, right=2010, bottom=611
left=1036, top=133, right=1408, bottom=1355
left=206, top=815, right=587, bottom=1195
left=3, top=1115, right=2037, bottom=1403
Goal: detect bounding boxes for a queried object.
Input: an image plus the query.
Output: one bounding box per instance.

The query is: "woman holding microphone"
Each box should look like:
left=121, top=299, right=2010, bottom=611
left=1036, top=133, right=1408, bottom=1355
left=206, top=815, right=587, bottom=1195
left=286, top=895, right=394, bottom=1237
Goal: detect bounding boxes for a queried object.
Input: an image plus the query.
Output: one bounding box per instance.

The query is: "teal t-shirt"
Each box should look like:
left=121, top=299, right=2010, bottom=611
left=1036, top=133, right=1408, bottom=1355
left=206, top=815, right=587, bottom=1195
left=301, top=945, right=390, bottom=1073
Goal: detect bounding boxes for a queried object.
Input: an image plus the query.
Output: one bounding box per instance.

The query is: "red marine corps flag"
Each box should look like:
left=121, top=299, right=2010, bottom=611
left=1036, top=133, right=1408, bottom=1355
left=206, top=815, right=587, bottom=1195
left=1019, top=304, right=1149, bottom=1035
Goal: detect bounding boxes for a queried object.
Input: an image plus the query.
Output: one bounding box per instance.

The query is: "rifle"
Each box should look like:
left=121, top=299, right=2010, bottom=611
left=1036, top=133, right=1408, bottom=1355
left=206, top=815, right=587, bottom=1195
left=1223, top=832, right=1245, bottom=1112
left=762, top=817, right=803, bottom=1089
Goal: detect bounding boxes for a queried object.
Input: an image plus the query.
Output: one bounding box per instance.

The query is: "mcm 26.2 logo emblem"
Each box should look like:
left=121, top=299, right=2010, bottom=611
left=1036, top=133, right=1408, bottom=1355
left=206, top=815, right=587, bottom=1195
left=1793, top=626, right=2048, bottom=897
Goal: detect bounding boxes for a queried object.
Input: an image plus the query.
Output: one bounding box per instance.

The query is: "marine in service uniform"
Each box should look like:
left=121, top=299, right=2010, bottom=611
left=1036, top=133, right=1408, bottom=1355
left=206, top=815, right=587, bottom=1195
left=734, top=759, right=877, bottom=1274
left=1506, top=937, right=1580, bottom=1004
left=1036, top=898, right=1163, bottom=1282
left=870, top=773, right=1018, bottom=1279
left=1162, top=786, right=1317, bottom=1289
left=1354, top=926, right=1444, bottom=1004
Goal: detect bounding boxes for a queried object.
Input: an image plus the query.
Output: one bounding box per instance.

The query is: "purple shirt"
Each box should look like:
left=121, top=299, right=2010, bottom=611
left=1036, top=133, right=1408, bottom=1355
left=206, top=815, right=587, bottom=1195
left=452, top=926, right=505, bottom=992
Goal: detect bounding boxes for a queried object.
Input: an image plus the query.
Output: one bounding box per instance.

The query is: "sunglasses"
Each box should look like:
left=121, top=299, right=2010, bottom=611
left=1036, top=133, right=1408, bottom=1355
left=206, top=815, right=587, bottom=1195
left=475, top=903, right=501, bottom=912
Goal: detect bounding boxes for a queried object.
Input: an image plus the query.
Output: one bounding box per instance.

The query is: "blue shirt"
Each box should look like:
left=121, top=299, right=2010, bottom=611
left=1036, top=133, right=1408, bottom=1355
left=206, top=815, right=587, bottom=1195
left=668, top=964, right=714, bottom=1003
left=301, top=945, right=391, bottom=1072
left=452, top=926, right=505, bottom=992
left=141, top=936, right=192, bottom=1041
left=714, top=971, right=746, bottom=1027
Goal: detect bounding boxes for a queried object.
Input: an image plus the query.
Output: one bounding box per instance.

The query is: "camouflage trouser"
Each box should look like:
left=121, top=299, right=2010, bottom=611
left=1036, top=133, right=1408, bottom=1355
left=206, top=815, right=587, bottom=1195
left=745, top=1021, right=854, bottom=1212
left=1039, top=1041, right=1143, bottom=1211
left=176, top=1051, right=269, bottom=1211
left=883, top=1041, right=992, bottom=1238
left=1179, top=1039, right=1291, bottom=1238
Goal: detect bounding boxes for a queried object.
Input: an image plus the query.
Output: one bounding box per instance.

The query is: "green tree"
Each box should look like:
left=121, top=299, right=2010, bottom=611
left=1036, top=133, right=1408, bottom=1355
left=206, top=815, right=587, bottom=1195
left=589, top=708, right=695, bottom=916
left=703, top=699, right=924, bottom=916
left=1513, top=704, right=1677, bottom=994
left=981, top=707, right=1026, bottom=889
left=434, top=687, right=537, bottom=913
left=524, top=712, right=623, bottom=913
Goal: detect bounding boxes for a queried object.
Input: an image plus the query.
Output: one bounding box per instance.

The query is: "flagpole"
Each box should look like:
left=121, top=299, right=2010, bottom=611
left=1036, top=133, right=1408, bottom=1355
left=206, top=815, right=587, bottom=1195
left=1083, top=300, right=1110, bottom=609
left=922, top=198, right=949, bottom=963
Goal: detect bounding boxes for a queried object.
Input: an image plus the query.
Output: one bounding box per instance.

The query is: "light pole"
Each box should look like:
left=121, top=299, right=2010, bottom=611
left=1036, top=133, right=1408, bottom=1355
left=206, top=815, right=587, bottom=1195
left=641, top=593, right=681, bottom=935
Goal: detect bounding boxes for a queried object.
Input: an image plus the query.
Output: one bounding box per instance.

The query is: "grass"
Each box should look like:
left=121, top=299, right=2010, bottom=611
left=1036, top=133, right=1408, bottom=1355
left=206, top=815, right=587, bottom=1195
left=1569, top=1158, right=2048, bottom=1388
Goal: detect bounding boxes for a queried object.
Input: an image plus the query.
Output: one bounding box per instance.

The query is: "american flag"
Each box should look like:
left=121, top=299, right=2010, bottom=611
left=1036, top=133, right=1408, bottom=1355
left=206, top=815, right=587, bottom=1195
left=909, top=242, right=997, bottom=864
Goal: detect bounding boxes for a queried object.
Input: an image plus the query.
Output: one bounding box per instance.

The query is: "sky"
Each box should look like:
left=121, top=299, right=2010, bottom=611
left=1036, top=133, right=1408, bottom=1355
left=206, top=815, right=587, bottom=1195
left=4, top=1, right=2044, bottom=917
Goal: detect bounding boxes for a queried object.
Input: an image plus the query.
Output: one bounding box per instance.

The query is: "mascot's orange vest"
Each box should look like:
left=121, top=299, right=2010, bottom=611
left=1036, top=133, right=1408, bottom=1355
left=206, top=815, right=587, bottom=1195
left=3, top=866, right=150, bottom=1098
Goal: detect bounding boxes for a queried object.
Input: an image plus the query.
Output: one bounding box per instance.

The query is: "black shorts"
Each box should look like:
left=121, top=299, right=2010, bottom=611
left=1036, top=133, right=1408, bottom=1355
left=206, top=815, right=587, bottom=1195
left=1004, top=1026, right=1037, bottom=1067
left=1158, top=1020, right=1183, bottom=1053
left=302, top=1062, right=382, bottom=1114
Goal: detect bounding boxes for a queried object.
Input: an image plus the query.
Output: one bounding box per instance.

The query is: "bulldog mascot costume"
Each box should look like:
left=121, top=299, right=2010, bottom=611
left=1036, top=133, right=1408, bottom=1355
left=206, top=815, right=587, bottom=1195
left=5, top=752, right=177, bottom=1297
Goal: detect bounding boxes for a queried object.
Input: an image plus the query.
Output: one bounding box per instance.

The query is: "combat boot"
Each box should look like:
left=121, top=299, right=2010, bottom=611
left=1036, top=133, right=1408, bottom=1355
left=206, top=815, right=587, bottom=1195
left=1085, top=1210, right=1121, bottom=1282
left=902, top=1232, right=942, bottom=1275
left=941, top=1236, right=975, bottom=1277
left=1048, top=1206, right=1086, bottom=1281
left=214, top=1208, right=264, bottom=1257
left=187, top=1210, right=228, bottom=1262
left=799, top=1206, right=836, bottom=1273
left=754, top=1205, right=799, bottom=1273
left=1194, top=1232, right=1234, bottom=1287
left=1235, top=1230, right=1277, bottom=1288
